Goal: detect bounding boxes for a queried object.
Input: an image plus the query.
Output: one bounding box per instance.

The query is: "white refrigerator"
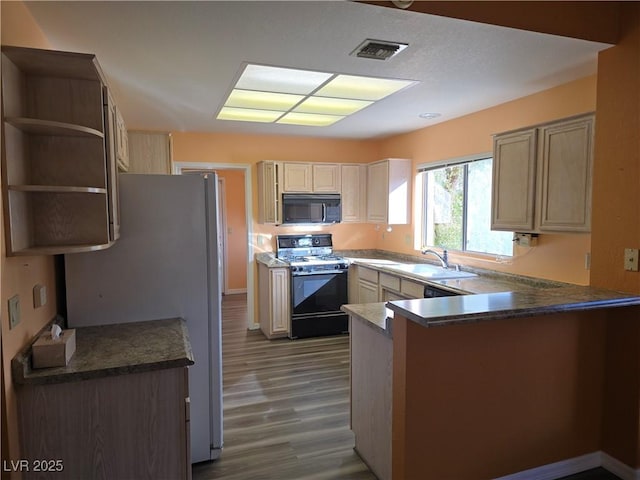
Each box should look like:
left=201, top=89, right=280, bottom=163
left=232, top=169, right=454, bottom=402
left=64, top=173, right=223, bottom=464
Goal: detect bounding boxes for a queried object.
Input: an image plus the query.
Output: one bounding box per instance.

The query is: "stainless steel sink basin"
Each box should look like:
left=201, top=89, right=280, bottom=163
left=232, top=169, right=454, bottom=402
left=386, top=263, right=477, bottom=280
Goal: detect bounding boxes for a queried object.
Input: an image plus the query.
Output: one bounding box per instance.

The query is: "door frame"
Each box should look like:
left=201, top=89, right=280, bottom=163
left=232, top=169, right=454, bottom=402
left=217, top=176, right=228, bottom=295
left=174, top=162, right=256, bottom=329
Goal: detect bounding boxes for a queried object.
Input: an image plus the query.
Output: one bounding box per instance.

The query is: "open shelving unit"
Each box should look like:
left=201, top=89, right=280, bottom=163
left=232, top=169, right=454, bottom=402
left=1, top=46, right=118, bottom=255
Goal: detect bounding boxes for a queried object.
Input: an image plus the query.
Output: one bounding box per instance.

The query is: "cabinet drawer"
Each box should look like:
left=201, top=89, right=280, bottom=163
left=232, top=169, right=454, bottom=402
left=401, top=280, right=424, bottom=298
left=379, top=273, right=400, bottom=292
left=359, top=267, right=379, bottom=284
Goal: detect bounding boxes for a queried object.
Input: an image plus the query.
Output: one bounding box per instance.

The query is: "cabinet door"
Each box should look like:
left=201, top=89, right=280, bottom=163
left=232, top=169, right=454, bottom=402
left=400, top=279, right=424, bottom=298
left=127, top=131, right=172, bottom=174
left=382, top=289, right=407, bottom=302
left=367, top=161, right=389, bottom=223
left=537, top=115, right=594, bottom=232
left=491, top=129, right=537, bottom=232
left=115, top=106, right=129, bottom=172
left=257, top=161, right=280, bottom=224
left=103, top=88, right=120, bottom=241
left=358, top=280, right=380, bottom=303
left=282, top=163, right=312, bottom=192
left=258, top=263, right=290, bottom=338
left=270, top=268, right=290, bottom=335
left=341, top=164, right=366, bottom=223
left=312, top=164, right=341, bottom=192
left=386, top=159, right=411, bottom=224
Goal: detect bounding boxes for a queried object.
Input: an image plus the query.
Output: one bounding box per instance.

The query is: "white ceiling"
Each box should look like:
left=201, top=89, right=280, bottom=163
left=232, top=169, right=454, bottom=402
left=23, top=1, right=610, bottom=139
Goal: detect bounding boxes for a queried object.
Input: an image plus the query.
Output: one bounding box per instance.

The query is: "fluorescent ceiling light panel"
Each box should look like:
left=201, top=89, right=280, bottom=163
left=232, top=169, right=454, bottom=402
left=316, top=74, right=416, bottom=101
left=294, top=97, right=373, bottom=116
left=277, top=112, right=344, bottom=127
left=226, top=89, right=304, bottom=111
left=216, top=64, right=418, bottom=126
left=236, top=64, right=332, bottom=95
left=217, top=107, right=283, bottom=123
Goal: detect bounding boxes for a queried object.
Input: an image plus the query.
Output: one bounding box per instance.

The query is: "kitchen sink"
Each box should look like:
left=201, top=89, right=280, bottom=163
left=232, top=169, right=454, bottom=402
left=385, top=263, right=478, bottom=280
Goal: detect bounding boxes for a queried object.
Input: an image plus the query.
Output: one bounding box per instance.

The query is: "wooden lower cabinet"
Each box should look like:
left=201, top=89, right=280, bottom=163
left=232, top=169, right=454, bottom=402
left=350, top=317, right=392, bottom=480
left=16, top=367, right=191, bottom=480
left=258, top=262, right=290, bottom=338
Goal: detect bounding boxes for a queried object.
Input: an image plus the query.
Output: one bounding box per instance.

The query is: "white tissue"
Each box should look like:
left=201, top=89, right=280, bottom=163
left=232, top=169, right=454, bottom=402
left=51, top=324, right=62, bottom=341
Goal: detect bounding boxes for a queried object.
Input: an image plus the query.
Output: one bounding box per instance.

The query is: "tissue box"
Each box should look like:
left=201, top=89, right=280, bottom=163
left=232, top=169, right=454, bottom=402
left=32, top=329, right=76, bottom=368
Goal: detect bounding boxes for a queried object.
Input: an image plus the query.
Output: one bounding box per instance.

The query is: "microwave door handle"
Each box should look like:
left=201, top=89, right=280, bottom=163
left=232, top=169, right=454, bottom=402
left=322, top=203, right=326, bottom=222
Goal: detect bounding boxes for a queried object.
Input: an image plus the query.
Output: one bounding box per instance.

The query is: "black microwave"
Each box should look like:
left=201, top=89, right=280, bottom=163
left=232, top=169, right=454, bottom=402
left=281, top=194, right=341, bottom=225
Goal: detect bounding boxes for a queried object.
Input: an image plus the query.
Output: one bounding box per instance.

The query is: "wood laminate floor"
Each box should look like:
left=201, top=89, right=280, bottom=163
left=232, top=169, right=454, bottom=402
left=192, top=293, right=376, bottom=480
left=192, top=294, right=622, bottom=480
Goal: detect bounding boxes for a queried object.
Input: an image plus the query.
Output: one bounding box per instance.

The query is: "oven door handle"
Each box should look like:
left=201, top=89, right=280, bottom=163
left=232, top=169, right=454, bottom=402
left=291, top=269, right=348, bottom=276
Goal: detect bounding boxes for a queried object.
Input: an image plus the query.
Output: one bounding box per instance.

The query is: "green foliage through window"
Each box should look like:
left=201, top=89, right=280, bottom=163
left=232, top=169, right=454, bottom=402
left=422, top=158, right=512, bottom=256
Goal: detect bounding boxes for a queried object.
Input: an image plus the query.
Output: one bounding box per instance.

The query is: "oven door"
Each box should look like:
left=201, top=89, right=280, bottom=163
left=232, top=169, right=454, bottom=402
left=290, top=270, right=348, bottom=338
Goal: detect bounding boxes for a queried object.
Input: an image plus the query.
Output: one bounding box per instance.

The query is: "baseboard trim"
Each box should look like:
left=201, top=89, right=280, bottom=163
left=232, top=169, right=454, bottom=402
left=494, top=452, right=640, bottom=480
left=601, top=452, right=640, bottom=480
left=494, top=452, right=601, bottom=480
left=224, top=289, right=247, bottom=295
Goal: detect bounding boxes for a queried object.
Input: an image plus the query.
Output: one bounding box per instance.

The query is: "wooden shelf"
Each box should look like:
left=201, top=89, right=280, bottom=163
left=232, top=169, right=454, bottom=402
left=8, top=185, right=108, bottom=194
left=11, top=242, right=114, bottom=256
left=2, top=46, right=119, bottom=256
left=5, top=117, right=104, bottom=138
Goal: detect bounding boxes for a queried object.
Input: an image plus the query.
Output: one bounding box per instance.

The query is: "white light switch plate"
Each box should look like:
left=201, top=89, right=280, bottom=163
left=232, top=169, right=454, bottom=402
left=624, top=248, right=639, bottom=272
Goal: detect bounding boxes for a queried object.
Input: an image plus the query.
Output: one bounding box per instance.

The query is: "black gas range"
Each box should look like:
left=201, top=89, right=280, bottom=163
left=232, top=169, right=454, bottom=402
left=276, top=234, right=349, bottom=339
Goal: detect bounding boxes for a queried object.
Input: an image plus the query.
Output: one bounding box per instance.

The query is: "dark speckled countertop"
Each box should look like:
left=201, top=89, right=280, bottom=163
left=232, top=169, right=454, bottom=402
left=340, top=250, right=640, bottom=334
left=13, top=318, right=194, bottom=385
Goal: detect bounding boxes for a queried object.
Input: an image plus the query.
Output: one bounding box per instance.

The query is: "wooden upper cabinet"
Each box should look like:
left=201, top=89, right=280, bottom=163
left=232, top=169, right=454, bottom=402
left=257, top=161, right=281, bottom=225
left=537, top=116, right=594, bottom=232
left=491, top=128, right=538, bottom=232
left=127, top=131, right=172, bottom=174
left=367, top=158, right=412, bottom=224
left=103, top=88, right=121, bottom=242
left=312, top=163, right=340, bottom=192
left=341, top=164, right=366, bottom=223
left=281, top=162, right=341, bottom=193
left=491, top=113, right=594, bottom=234
left=114, top=106, right=129, bottom=172
left=282, top=163, right=312, bottom=192
left=1, top=46, right=120, bottom=256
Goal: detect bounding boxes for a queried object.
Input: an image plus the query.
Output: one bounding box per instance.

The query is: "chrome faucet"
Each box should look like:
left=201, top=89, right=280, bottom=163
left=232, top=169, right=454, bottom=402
left=421, top=248, right=450, bottom=269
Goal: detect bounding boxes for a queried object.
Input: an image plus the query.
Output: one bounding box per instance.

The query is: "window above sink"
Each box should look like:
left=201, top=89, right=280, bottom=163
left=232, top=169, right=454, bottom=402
left=418, top=155, right=513, bottom=257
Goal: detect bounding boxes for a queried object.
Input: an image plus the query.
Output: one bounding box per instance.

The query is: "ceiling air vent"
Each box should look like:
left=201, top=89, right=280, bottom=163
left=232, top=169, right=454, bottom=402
left=351, top=39, right=408, bottom=61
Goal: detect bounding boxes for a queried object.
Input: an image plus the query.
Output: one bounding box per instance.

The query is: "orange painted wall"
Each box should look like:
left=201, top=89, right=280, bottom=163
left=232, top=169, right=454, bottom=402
left=376, top=76, right=597, bottom=285
left=171, top=131, right=380, bottom=252
left=591, top=5, right=640, bottom=295
left=1, top=0, right=57, bottom=470
left=217, top=169, right=247, bottom=291
left=173, top=77, right=597, bottom=287
left=590, top=3, right=640, bottom=468
left=393, top=309, right=608, bottom=479
left=171, top=132, right=379, bottom=321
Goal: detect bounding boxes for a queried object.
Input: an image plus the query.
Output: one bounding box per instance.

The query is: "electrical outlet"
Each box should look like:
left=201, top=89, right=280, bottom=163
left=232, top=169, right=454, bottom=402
left=624, top=248, right=639, bottom=272
left=404, top=234, right=412, bottom=246
left=513, top=233, right=538, bottom=247
left=8, top=295, right=20, bottom=329
left=33, top=284, right=47, bottom=308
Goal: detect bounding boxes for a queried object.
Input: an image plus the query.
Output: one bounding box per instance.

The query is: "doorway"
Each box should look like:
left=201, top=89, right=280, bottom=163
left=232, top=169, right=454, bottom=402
left=174, top=162, right=254, bottom=328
